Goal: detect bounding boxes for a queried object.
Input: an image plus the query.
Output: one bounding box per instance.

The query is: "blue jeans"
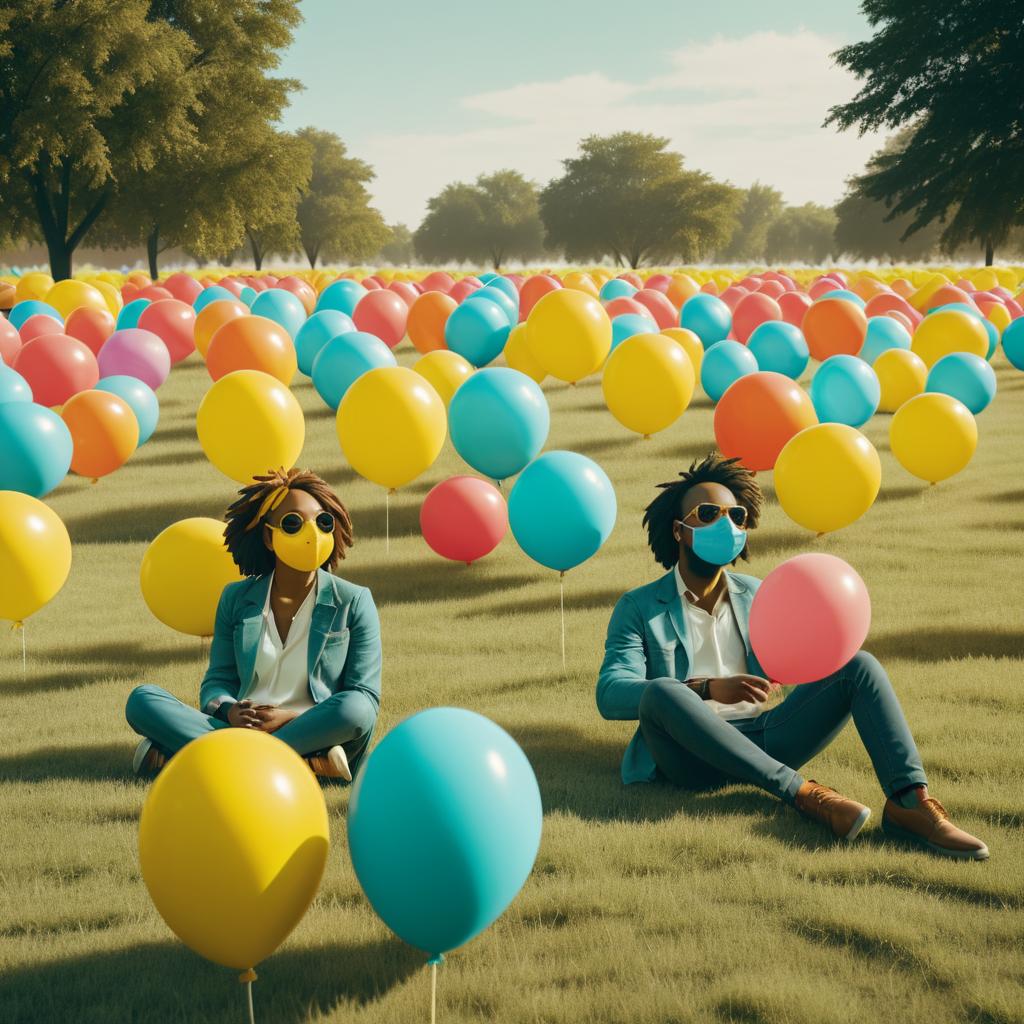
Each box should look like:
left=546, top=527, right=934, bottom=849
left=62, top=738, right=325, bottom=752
left=638, top=651, right=928, bottom=805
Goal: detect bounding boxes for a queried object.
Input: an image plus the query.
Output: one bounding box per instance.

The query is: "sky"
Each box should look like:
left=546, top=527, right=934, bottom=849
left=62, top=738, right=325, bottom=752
left=277, top=0, right=884, bottom=228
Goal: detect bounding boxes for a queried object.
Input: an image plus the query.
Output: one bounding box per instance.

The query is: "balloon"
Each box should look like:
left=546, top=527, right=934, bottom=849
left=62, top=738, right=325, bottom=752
left=14, top=334, right=100, bottom=406
left=448, top=367, right=550, bottom=481
left=525, top=290, right=611, bottom=383
left=445, top=298, right=510, bottom=367
left=911, top=309, right=989, bottom=368
left=749, top=554, right=871, bottom=685
left=161, top=272, right=203, bottom=305
left=0, top=316, right=21, bottom=366
left=197, top=370, right=305, bottom=483
left=1001, top=318, right=1024, bottom=370
left=610, top=312, right=657, bottom=351
left=413, top=349, right=473, bottom=407
left=518, top=275, right=561, bottom=320
left=352, top=290, right=408, bottom=349
left=802, top=298, right=867, bottom=361
left=465, top=286, right=518, bottom=327
left=680, top=294, right=731, bottom=348
left=140, top=729, right=329, bottom=970
left=45, top=279, right=107, bottom=319
left=600, top=279, right=637, bottom=302
left=206, top=315, right=297, bottom=385
left=18, top=314, right=64, bottom=343
left=775, top=424, right=881, bottom=533
left=421, top=477, right=508, bottom=564
left=97, top=328, right=171, bottom=390
left=747, top=321, right=809, bottom=379
left=449, top=278, right=482, bottom=303
left=95, top=375, right=160, bottom=444
left=421, top=271, right=455, bottom=293
left=408, top=291, right=457, bottom=354
left=249, top=288, right=307, bottom=340
left=925, top=352, right=997, bottom=414
left=193, top=285, right=237, bottom=313
left=311, top=331, right=396, bottom=410
left=561, top=271, right=599, bottom=297
left=117, top=298, right=151, bottom=329
left=860, top=315, right=911, bottom=366
left=0, top=364, right=32, bottom=404
left=0, top=490, right=72, bottom=622
left=713, top=371, right=817, bottom=471
left=0, top=402, right=72, bottom=496
left=135, top=285, right=174, bottom=304
left=810, top=355, right=880, bottom=427
left=65, top=306, right=116, bottom=356
left=137, top=299, right=196, bottom=364
left=603, top=333, right=694, bottom=437
left=890, top=393, right=977, bottom=483
left=632, top=289, right=678, bottom=330
left=14, top=271, right=53, bottom=303
left=508, top=450, right=616, bottom=572
left=292, top=310, right=356, bottom=377
left=9, top=300, right=63, bottom=331
left=336, top=366, right=446, bottom=490
left=819, top=288, right=865, bottom=306
left=875, top=348, right=928, bottom=413
left=980, top=317, right=999, bottom=360
left=276, top=276, right=317, bottom=315
left=239, top=286, right=257, bottom=307
left=659, top=327, right=704, bottom=378
left=348, top=708, right=540, bottom=958
left=141, top=517, right=244, bottom=635
left=667, top=274, right=700, bottom=308
left=90, top=279, right=123, bottom=318
left=194, top=299, right=249, bottom=360
left=60, top=389, right=138, bottom=478
left=700, top=339, right=758, bottom=403
left=503, top=323, right=546, bottom=384
left=732, top=292, right=782, bottom=344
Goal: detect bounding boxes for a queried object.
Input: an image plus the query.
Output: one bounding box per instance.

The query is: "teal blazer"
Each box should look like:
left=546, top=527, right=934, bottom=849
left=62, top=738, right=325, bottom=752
left=596, top=568, right=764, bottom=785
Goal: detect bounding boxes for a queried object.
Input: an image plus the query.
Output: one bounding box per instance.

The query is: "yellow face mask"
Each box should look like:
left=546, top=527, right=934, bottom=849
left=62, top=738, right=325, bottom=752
left=269, top=517, right=334, bottom=572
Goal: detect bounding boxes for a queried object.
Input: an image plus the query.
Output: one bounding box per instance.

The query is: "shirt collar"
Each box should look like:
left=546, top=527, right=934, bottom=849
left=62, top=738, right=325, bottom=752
left=262, top=571, right=319, bottom=616
left=674, top=563, right=729, bottom=612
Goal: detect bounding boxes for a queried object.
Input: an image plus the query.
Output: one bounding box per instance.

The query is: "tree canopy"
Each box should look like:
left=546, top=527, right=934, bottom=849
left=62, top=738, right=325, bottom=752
left=718, top=182, right=784, bottom=262
left=765, top=203, right=837, bottom=264
left=379, top=223, right=415, bottom=266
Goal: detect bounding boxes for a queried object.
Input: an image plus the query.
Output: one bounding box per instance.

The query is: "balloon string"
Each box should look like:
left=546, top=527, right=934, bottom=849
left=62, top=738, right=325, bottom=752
left=559, top=572, right=566, bottom=673
left=430, top=961, right=436, bottom=1024
left=239, top=969, right=257, bottom=1024
left=385, top=489, right=390, bottom=554
left=21, top=621, right=26, bottom=681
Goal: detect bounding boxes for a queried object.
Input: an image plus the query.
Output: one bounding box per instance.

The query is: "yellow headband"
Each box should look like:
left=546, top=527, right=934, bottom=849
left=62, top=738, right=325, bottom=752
left=245, top=485, right=289, bottom=531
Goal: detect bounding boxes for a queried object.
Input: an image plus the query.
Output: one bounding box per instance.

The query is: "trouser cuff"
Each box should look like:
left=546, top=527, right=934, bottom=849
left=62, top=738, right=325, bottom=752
left=884, top=771, right=929, bottom=799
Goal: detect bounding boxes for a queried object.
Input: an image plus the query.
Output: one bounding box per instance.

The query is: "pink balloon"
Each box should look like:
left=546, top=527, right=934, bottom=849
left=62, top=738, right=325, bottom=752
left=644, top=273, right=671, bottom=293
left=19, top=314, right=64, bottom=344
left=604, top=296, right=650, bottom=319
left=216, top=278, right=246, bottom=298
left=388, top=281, right=419, bottom=307
left=719, top=285, right=750, bottom=312
left=97, top=328, right=171, bottom=390
left=352, top=290, right=408, bottom=348
left=632, top=288, right=678, bottom=329
left=778, top=291, right=812, bottom=327
left=420, top=476, right=508, bottom=564
left=0, top=317, right=22, bottom=366
left=757, top=280, right=786, bottom=300
left=732, top=292, right=782, bottom=344
left=749, top=553, right=871, bottom=685
left=422, top=271, right=456, bottom=293
left=162, top=273, right=203, bottom=304
left=808, top=278, right=840, bottom=300
left=134, top=285, right=175, bottom=303
left=449, top=278, right=482, bottom=303
left=138, top=299, right=196, bottom=364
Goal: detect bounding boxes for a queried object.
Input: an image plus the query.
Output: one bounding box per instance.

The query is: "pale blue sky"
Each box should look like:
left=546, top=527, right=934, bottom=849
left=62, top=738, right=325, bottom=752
left=278, top=1, right=879, bottom=227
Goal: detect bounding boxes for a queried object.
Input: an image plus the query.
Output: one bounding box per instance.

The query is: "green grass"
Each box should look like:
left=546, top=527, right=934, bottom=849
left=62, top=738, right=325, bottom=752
left=1, top=339, right=1023, bottom=1024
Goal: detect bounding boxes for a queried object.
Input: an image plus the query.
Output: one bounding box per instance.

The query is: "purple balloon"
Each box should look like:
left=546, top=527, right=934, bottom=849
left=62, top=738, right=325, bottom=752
left=97, top=329, right=171, bottom=390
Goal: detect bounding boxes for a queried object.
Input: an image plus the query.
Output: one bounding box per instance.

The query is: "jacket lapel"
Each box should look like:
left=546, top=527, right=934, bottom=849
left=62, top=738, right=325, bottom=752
left=307, top=569, right=338, bottom=678
left=656, top=569, right=693, bottom=674
left=724, top=571, right=760, bottom=670
left=237, top=574, right=272, bottom=694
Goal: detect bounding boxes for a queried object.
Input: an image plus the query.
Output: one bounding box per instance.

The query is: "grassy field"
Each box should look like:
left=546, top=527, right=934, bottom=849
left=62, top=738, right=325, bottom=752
left=1, top=336, right=1023, bottom=1024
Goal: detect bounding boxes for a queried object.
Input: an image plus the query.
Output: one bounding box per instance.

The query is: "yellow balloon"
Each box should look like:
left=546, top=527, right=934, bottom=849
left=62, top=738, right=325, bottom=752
left=986, top=303, right=1011, bottom=334
left=90, top=279, right=124, bottom=317
left=775, top=424, right=881, bottom=534
left=526, top=289, right=611, bottom=383
left=911, top=309, right=988, bottom=368
left=503, top=323, right=546, bottom=384
left=0, top=491, right=72, bottom=622
left=660, top=327, right=704, bottom=377
left=197, top=370, right=305, bottom=483
left=875, top=348, right=927, bottom=412
left=602, top=333, right=694, bottom=437
left=413, top=349, right=474, bottom=407
left=969, top=268, right=999, bottom=292
left=908, top=274, right=949, bottom=311
left=890, top=393, right=977, bottom=484
left=44, top=279, right=108, bottom=319
left=15, top=271, right=54, bottom=304
left=141, top=518, right=243, bottom=636
left=140, top=729, right=329, bottom=971
left=561, top=271, right=599, bottom=297
left=337, top=366, right=446, bottom=489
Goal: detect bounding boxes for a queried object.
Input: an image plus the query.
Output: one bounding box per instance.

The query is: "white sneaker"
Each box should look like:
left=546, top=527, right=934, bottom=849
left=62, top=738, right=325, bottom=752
left=132, top=738, right=166, bottom=776
left=307, top=745, right=352, bottom=781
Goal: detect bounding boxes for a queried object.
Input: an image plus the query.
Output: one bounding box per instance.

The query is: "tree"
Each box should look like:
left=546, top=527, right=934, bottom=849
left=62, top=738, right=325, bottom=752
left=826, top=1, right=1024, bottom=266
left=378, top=224, right=415, bottom=266
left=719, top=182, right=784, bottom=262
left=294, top=128, right=388, bottom=269
left=539, top=132, right=739, bottom=268
left=765, top=204, right=837, bottom=264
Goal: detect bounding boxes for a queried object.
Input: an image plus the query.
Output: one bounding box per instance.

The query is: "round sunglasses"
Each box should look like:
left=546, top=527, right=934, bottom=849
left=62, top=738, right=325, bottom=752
left=268, top=510, right=335, bottom=536
left=679, top=503, right=748, bottom=529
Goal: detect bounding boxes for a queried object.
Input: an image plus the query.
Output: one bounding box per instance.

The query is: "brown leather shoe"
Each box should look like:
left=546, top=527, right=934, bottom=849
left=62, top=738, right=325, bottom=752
left=883, top=792, right=989, bottom=860
left=306, top=745, right=352, bottom=782
left=794, top=779, right=871, bottom=841
left=132, top=738, right=166, bottom=777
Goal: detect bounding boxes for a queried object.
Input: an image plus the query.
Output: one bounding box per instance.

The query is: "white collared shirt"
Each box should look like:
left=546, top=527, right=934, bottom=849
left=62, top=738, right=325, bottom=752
left=673, top=564, right=763, bottom=721
left=245, top=572, right=317, bottom=712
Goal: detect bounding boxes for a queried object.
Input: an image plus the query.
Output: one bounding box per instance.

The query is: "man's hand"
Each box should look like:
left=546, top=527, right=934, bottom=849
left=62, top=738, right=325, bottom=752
left=227, top=699, right=261, bottom=728
left=251, top=704, right=299, bottom=734
left=709, top=674, right=777, bottom=704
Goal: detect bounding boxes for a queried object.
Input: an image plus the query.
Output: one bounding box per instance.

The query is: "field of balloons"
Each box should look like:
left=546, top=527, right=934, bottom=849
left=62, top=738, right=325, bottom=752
left=1, top=262, right=1023, bottom=1024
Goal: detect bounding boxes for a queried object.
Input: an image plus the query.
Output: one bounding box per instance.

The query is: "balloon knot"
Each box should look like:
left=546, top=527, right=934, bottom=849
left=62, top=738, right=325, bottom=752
left=387, top=487, right=397, bottom=495
left=815, top=532, right=825, bottom=539
left=238, top=968, right=258, bottom=984
left=90, top=477, right=99, bottom=486
left=427, top=954, right=445, bottom=966
left=10, top=621, right=24, bottom=632
left=642, top=434, right=650, bottom=441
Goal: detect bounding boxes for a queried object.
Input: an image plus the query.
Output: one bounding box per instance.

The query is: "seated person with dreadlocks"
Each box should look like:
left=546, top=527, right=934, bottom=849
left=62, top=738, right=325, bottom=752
left=125, top=468, right=379, bottom=782
left=596, top=453, right=988, bottom=860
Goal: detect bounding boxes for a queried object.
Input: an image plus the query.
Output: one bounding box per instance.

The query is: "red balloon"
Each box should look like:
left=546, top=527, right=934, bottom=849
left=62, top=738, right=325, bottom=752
left=632, top=289, right=678, bottom=329
left=360, top=277, right=382, bottom=291
left=732, top=292, right=782, bottom=344
left=757, top=280, right=786, bottom=300
left=420, top=476, right=508, bottom=564
left=161, top=273, right=203, bottom=305
left=644, top=274, right=671, bottom=293
left=604, top=297, right=650, bottom=319
left=0, top=317, right=22, bottom=366
left=388, top=281, right=419, bottom=307
left=13, top=333, right=100, bottom=406
left=739, top=276, right=762, bottom=292
left=19, top=314, right=65, bottom=344
left=134, top=285, right=175, bottom=303
left=137, top=299, right=196, bottom=364
left=718, top=285, right=749, bottom=312
left=352, top=290, right=408, bottom=348
left=808, top=278, right=840, bottom=300
left=121, top=282, right=140, bottom=302
left=617, top=272, right=643, bottom=290
left=518, top=275, right=560, bottom=320
left=276, top=275, right=317, bottom=315
left=422, top=271, right=456, bottom=293
left=217, top=278, right=246, bottom=298
left=924, top=285, right=974, bottom=313
left=65, top=307, right=116, bottom=356
left=449, top=278, right=482, bottom=303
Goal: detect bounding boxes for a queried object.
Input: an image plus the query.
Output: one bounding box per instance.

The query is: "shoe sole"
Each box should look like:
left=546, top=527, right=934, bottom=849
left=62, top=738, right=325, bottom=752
left=882, top=818, right=990, bottom=860
left=132, top=738, right=153, bottom=776
left=843, top=806, right=871, bottom=841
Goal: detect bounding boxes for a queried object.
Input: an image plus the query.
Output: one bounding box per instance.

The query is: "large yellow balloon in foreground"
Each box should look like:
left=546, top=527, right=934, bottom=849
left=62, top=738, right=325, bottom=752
left=890, top=393, right=977, bottom=484
left=526, top=289, right=611, bottom=383
left=875, top=348, right=927, bottom=413
left=197, top=369, right=305, bottom=483
left=0, top=491, right=72, bottom=623
left=774, top=424, right=881, bottom=534
left=337, top=365, right=447, bottom=489
left=140, top=729, right=329, bottom=971
left=140, top=518, right=243, bottom=636
left=911, top=309, right=988, bottom=368
left=413, top=349, right=473, bottom=407
left=602, top=333, right=694, bottom=436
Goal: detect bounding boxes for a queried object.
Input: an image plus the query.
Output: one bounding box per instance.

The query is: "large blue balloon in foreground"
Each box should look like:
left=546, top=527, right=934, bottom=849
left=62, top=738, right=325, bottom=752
left=0, top=402, right=73, bottom=497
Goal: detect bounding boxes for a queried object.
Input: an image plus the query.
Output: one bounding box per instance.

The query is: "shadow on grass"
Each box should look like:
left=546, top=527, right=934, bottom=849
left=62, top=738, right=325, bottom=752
left=876, top=484, right=930, bottom=502
left=355, top=500, right=423, bottom=541
left=0, top=742, right=129, bottom=782
left=458, top=586, right=626, bottom=619
left=149, top=423, right=198, bottom=444
left=987, top=488, right=1024, bottom=504
left=340, top=559, right=536, bottom=605
left=869, top=628, right=1024, bottom=662
left=64, top=499, right=225, bottom=543
left=132, top=446, right=208, bottom=468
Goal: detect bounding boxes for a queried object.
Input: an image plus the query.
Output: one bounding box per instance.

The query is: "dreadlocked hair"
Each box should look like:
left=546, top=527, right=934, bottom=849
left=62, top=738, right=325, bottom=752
left=222, top=467, right=355, bottom=578
left=642, top=452, right=763, bottom=570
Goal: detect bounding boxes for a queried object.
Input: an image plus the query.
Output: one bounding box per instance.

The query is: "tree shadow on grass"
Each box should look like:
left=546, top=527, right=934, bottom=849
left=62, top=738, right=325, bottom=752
left=132, top=445, right=208, bottom=468
left=868, top=628, right=1024, bottom=662
left=341, top=558, right=536, bottom=605
left=457, top=586, right=626, bottom=619
left=63, top=499, right=225, bottom=543
left=354, top=499, right=423, bottom=541
left=876, top=483, right=930, bottom=502
left=0, top=741, right=130, bottom=783
left=148, top=423, right=198, bottom=444
left=987, top=488, right=1024, bottom=505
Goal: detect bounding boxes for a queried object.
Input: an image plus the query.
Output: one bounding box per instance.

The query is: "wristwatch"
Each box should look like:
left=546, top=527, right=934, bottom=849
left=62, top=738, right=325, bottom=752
left=690, top=677, right=712, bottom=700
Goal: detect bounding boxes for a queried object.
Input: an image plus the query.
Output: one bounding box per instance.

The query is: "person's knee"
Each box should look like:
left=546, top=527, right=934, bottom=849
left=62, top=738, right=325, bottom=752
left=334, top=691, right=377, bottom=737
left=125, top=684, right=161, bottom=727
left=845, top=650, right=888, bottom=689
left=639, top=677, right=697, bottom=724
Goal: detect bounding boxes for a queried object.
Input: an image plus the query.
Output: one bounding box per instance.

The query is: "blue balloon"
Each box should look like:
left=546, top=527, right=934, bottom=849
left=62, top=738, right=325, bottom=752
left=926, top=352, right=997, bottom=414
left=311, top=331, right=396, bottom=410
left=465, top=285, right=517, bottom=326
left=860, top=316, right=911, bottom=366
left=1003, top=317, right=1024, bottom=370
left=251, top=287, right=307, bottom=339
left=117, top=297, right=151, bottom=329
left=611, top=313, right=656, bottom=352
left=747, top=321, right=809, bottom=379
left=294, top=310, right=356, bottom=376
left=981, top=317, right=998, bottom=360
left=681, top=294, right=731, bottom=348
left=239, top=286, right=257, bottom=307
left=818, top=288, right=865, bottom=307
left=477, top=271, right=498, bottom=284
left=449, top=368, right=550, bottom=481
left=700, top=339, right=758, bottom=402
left=445, top=298, right=511, bottom=367
left=599, top=278, right=637, bottom=302
left=0, top=402, right=73, bottom=497
left=349, top=707, right=541, bottom=959
left=508, top=450, right=616, bottom=572
left=317, top=279, right=367, bottom=317
left=485, top=276, right=519, bottom=306
left=810, top=355, right=880, bottom=427
left=193, top=286, right=236, bottom=313
left=94, top=375, right=160, bottom=443
left=9, top=301, right=63, bottom=331
left=0, top=365, right=32, bottom=404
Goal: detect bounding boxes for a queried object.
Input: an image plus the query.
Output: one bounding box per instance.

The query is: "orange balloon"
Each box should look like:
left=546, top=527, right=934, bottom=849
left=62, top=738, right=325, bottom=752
left=667, top=274, right=700, bottom=308
left=206, top=315, right=297, bottom=385
left=61, top=389, right=139, bottom=479
left=65, top=307, right=116, bottom=356
left=519, top=275, right=562, bottom=320
left=194, top=299, right=249, bottom=359
left=407, top=291, right=457, bottom=354
left=713, top=371, right=818, bottom=471
left=801, top=298, right=867, bottom=361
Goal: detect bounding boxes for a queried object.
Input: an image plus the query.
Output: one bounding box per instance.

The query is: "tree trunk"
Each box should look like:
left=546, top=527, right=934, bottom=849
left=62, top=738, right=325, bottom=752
left=45, top=239, right=73, bottom=281
left=247, top=229, right=264, bottom=271
left=985, top=237, right=994, bottom=266
left=147, top=226, right=161, bottom=280
left=304, top=242, right=319, bottom=268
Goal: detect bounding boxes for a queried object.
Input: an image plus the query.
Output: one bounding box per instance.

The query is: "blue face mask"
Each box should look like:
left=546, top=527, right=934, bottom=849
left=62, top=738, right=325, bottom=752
left=688, top=516, right=746, bottom=566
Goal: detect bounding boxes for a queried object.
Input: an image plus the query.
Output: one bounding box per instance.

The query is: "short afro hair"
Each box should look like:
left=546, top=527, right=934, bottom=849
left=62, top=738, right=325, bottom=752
left=642, top=452, right=763, bottom=570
